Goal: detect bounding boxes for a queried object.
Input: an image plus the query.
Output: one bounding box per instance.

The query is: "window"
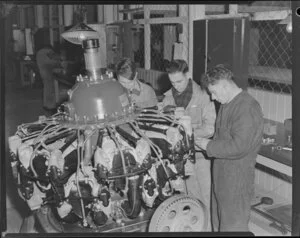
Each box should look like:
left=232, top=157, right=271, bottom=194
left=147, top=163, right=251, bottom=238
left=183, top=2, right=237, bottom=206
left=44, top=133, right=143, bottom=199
left=248, top=19, right=292, bottom=93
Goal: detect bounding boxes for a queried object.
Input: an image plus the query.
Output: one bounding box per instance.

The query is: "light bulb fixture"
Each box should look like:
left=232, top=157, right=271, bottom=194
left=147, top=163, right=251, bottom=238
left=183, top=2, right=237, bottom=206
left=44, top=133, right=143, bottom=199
left=286, top=20, right=292, bottom=33
left=278, top=14, right=292, bottom=33
left=61, top=22, right=99, bottom=45
left=278, top=0, right=292, bottom=34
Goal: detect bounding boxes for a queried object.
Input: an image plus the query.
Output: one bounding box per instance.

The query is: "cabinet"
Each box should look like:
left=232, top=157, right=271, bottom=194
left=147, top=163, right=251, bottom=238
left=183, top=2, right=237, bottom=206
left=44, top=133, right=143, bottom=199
left=106, top=25, right=122, bottom=66
left=106, top=21, right=135, bottom=66
left=193, top=18, right=250, bottom=89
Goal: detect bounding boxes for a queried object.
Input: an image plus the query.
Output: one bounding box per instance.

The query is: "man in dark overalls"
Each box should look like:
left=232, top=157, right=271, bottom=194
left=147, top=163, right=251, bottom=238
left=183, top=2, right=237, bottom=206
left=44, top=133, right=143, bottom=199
left=196, top=65, right=264, bottom=232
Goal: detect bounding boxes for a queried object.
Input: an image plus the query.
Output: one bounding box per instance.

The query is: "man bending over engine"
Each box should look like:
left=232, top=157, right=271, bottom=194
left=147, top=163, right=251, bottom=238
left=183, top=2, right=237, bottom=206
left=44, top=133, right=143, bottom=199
left=197, top=65, right=264, bottom=232
left=160, top=59, right=216, bottom=231
left=115, top=58, right=158, bottom=108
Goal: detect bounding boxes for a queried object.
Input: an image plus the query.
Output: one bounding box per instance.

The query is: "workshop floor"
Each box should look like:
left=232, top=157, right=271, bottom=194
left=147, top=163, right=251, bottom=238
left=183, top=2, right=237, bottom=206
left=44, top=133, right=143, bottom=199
left=3, top=79, right=288, bottom=235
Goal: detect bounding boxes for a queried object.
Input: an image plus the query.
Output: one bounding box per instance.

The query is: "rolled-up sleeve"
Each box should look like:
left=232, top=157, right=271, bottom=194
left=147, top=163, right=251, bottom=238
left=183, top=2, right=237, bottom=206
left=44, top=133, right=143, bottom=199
left=147, top=86, right=158, bottom=107
left=193, top=93, right=216, bottom=139
left=136, top=83, right=158, bottom=108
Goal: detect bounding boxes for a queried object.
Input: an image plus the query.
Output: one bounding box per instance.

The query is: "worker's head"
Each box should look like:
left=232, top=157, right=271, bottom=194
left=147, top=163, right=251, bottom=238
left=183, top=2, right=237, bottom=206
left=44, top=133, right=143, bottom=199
left=34, top=27, right=51, bottom=52
left=201, top=65, right=236, bottom=104
left=166, top=59, right=189, bottom=94
left=115, top=58, right=137, bottom=90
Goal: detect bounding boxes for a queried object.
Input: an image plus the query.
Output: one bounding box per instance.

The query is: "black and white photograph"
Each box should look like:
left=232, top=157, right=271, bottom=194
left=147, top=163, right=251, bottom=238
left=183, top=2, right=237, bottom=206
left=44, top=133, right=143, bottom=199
left=0, top=1, right=299, bottom=236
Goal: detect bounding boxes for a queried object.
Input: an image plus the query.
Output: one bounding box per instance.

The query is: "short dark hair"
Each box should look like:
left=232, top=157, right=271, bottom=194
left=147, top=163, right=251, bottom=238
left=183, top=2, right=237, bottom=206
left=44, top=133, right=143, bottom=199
left=34, top=28, right=51, bottom=52
left=115, top=58, right=136, bottom=81
left=166, top=59, right=189, bottom=74
left=200, top=64, right=234, bottom=89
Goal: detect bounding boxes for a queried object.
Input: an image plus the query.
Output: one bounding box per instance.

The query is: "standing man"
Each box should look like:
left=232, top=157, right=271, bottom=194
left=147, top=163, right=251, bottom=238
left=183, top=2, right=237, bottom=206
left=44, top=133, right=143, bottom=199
left=36, top=44, right=61, bottom=114
left=197, top=65, right=264, bottom=232
left=161, top=59, right=216, bottom=230
left=115, top=58, right=158, bottom=108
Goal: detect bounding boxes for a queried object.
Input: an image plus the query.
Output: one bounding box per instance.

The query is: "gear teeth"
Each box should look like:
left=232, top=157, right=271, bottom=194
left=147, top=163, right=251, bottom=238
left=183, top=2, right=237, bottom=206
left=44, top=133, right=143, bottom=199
left=149, top=195, right=208, bottom=232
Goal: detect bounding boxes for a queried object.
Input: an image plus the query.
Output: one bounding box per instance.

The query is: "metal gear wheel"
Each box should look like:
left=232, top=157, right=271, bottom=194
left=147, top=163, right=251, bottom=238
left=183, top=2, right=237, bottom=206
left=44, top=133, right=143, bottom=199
left=148, top=194, right=208, bottom=232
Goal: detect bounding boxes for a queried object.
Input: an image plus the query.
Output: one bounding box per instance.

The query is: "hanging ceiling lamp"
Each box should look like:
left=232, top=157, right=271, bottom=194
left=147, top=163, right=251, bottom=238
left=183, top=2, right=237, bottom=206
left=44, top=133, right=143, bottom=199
left=278, top=1, right=292, bottom=33
left=278, top=14, right=292, bottom=33
left=61, top=22, right=100, bottom=45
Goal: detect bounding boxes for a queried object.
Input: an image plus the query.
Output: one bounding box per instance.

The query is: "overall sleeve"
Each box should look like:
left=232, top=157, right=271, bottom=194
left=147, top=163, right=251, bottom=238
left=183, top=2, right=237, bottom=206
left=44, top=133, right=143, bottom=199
left=159, top=92, right=174, bottom=110
left=135, top=83, right=158, bottom=108
left=44, top=49, right=61, bottom=66
left=206, top=101, right=263, bottom=159
left=147, top=86, right=158, bottom=107
left=193, top=93, right=216, bottom=139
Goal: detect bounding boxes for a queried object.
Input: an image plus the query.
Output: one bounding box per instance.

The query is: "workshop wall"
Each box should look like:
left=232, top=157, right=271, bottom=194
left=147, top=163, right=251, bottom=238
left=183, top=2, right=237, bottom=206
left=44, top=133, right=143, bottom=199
left=248, top=88, right=291, bottom=123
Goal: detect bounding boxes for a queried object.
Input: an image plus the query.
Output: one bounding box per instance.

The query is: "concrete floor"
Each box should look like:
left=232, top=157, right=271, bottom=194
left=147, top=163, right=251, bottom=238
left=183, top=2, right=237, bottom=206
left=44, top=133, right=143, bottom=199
left=5, top=80, right=46, bottom=233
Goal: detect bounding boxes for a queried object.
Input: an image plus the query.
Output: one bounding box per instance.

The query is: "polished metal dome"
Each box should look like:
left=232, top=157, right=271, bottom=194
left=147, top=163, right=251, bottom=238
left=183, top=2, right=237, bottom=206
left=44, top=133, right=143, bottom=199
left=63, top=76, right=135, bottom=124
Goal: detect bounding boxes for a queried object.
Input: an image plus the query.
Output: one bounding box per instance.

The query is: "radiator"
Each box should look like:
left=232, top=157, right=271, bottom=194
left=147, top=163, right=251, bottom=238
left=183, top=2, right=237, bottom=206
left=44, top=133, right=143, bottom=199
left=136, top=68, right=166, bottom=91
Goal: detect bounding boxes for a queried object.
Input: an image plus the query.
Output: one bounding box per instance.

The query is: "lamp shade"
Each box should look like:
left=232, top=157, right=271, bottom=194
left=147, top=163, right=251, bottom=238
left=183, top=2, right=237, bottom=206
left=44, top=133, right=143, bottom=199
left=61, top=22, right=100, bottom=45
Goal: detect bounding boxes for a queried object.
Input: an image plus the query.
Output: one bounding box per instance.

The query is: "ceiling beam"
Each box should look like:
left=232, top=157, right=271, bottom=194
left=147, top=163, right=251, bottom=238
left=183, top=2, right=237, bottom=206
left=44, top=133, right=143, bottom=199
left=250, top=10, right=291, bottom=21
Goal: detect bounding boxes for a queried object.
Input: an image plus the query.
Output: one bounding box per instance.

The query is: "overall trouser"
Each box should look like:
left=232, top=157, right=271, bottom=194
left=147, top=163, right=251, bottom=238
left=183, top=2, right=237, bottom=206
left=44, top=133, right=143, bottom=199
left=211, top=160, right=254, bottom=232
left=185, top=154, right=212, bottom=231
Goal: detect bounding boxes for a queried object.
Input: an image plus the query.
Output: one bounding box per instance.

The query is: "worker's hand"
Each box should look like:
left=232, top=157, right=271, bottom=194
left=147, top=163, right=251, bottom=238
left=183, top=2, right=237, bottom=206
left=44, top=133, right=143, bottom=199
left=174, top=107, right=185, bottom=118
left=162, top=105, right=176, bottom=113
left=194, top=137, right=211, bottom=151
left=178, top=116, right=192, bottom=135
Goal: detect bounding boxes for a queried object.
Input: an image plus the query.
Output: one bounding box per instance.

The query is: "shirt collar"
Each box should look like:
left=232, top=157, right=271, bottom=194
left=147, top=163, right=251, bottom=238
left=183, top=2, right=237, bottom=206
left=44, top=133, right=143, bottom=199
left=129, top=79, right=141, bottom=95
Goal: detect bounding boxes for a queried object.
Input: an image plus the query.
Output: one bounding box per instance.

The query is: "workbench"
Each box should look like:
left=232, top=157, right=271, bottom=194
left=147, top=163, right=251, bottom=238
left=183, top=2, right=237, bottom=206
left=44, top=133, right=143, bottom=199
left=251, top=120, right=292, bottom=235
left=257, top=120, right=292, bottom=177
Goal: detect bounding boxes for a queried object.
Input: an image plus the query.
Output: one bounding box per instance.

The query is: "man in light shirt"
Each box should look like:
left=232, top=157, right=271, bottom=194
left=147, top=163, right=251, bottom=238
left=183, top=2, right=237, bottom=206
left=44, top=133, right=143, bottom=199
left=160, top=59, right=216, bottom=231
left=115, top=58, right=158, bottom=109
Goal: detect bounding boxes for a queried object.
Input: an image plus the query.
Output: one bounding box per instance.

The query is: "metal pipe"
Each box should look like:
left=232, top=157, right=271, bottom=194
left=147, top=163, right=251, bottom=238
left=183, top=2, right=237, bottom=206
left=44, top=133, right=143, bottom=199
left=124, top=175, right=142, bottom=219
left=83, top=130, right=93, bottom=166
left=82, top=39, right=102, bottom=81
